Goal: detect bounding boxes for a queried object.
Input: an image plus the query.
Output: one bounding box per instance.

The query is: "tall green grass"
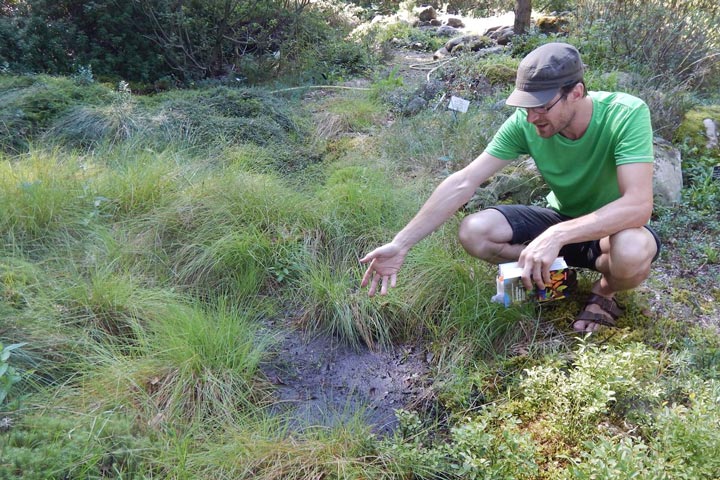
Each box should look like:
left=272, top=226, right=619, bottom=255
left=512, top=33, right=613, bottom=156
left=0, top=151, right=94, bottom=243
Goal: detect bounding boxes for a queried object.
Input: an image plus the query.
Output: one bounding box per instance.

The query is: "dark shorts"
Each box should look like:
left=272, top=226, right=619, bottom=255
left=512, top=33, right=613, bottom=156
left=490, top=205, right=662, bottom=271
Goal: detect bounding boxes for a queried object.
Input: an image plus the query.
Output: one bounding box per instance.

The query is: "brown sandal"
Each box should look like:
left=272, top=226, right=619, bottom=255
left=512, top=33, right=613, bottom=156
left=573, top=294, right=623, bottom=328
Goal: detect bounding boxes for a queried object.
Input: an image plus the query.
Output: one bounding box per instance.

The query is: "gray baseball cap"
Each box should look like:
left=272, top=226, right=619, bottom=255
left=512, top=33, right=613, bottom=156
left=506, top=42, right=584, bottom=108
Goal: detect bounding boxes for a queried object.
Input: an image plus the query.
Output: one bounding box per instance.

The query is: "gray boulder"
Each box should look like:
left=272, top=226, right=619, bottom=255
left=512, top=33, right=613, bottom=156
left=653, top=137, right=683, bottom=205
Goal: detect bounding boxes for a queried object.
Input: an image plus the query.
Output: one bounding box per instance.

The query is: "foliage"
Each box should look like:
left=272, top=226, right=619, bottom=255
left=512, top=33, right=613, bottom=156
left=359, top=20, right=447, bottom=54
left=0, top=0, right=372, bottom=85
left=2, top=80, right=316, bottom=159
left=570, top=379, right=720, bottom=479
left=0, top=0, right=167, bottom=83
left=518, top=341, right=663, bottom=443
left=0, top=342, right=26, bottom=404
left=0, top=4, right=719, bottom=476
left=569, top=0, right=720, bottom=135
left=673, top=106, right=720, bottom=160
left=0, top=75, right=113, bottom=152
left=0, top=151, right=94, bottom=242
left=437, top=52, right=519, bottom=102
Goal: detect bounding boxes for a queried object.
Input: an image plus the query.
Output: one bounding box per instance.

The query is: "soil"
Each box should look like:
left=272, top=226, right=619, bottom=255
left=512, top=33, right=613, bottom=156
left=261, top=323, right=433, bottom=435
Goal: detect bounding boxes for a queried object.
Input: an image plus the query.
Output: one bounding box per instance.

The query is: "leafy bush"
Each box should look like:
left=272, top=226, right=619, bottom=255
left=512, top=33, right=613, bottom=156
left=381, top=409, right=539, bottom=479
left=0, top=0, right=167, bottom=82
left=571, top=379, right=720, bottom=479
left=518, top=341, right=663, bottom=442
left=0, top=342, right=26, bottom=404
left=569, top=0, right=720, bottom=134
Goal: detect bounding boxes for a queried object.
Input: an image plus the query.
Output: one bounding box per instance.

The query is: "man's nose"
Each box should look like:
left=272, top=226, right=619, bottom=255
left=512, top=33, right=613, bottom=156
left=526, top=110, right=540, bottom=123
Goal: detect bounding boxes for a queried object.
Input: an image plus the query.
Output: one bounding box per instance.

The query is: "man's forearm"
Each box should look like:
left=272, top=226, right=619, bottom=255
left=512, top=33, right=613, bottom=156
left=548, top=194, right=652, bottom=246
left=392, top=171, right=478, bottom=250
left=390, top=152, right=510, bottom=252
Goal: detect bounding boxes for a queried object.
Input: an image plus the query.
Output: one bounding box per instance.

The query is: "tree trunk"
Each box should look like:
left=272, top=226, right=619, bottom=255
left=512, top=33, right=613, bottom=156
left=514, top=0, right=532, bottom=35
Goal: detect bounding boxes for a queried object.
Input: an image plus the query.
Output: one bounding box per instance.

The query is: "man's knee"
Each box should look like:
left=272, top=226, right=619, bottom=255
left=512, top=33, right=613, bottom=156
left=603, top=228, right=657, bottom=280
left=458, top=209, right=513, bottom=259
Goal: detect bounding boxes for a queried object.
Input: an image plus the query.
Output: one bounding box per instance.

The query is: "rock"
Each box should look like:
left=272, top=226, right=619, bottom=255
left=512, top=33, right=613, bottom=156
left=703, top=118, right=718, bottom=149
left=444, top=35, right=495, bottom=54
left=403, top=96, right=428, bottom=116
left=653, top=137, right=683, bottom=205
left=536, top=14, right=571, bottom=34
left=414, top=6, right=436, bottom=22
left=417, top=79, right=444, bottom=101
left=674, top=105, right=720, bottom=160
left=446, top=17, right=464, bottom=28
left=433, top=46, right=450, bottom=60
left=436, top=25, right=459, bottom=37
left=485, top=25, right=514, bottom=45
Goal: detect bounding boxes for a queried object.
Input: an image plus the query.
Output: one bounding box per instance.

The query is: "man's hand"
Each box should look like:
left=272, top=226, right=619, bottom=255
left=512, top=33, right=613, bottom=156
left=359, top=243, right=407, bottom=296
left=517, top=229, right=562, bottom=291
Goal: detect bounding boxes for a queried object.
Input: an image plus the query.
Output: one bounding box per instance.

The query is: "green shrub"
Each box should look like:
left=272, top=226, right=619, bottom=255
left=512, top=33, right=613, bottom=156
left=142, top=299, right=273, bottom=420
left=318, top=165, right=417, bottom=250
left=569, top=0, right=720, bottom=134
left=292, top=251, right=406, bottom=349
left=93, top=150, right=181, bottom=218
left=0, top=342, right=26, bottom=404
left=359, top=20, right=446, bottom=54
left=0, top=0, right=168, bottom=82
left=173, top=226, right=274, bottom=299
left=518, top=341, right=663, bottom=443
left=571, top=379, right=720, bottom=479
left=380, top=409, right=540, bottom=479
left=62, top=269, right=177, bottom=343
left=147, top=87, right=304, bottom=151
left=43, top=96, right=142, bottom=149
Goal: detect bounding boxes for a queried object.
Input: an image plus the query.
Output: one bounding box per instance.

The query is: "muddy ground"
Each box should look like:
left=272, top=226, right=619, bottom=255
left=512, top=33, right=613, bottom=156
left=261, top=323, right=433, bottom=435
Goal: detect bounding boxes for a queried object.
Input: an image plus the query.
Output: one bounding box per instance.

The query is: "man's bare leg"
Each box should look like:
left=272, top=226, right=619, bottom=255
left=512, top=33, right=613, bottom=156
left=458, top=209, right=524, bottom=263
left=574, top=227, right=657, bottom=332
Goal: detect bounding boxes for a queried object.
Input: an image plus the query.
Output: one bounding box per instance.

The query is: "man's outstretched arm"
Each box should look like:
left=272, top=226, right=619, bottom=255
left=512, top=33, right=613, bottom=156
left=360, top=152, right=510, bottom=295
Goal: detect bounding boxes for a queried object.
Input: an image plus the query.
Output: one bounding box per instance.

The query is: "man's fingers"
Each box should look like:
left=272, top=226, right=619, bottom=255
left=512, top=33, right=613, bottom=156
left=380, top=276, right=388, bottom=295
left=360, top=258, right=375, bottom=287
left=390, top=273, right=397, bottom=288
left=532, top=262, right=545, bottom=290
left=542, top=267, right=552, bottom=287
left=368, top=275, right=379, bottom=296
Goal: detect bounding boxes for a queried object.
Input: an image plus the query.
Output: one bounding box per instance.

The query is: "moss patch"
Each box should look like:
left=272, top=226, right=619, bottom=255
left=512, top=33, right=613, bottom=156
left=674, top=105, right=720, bottom=159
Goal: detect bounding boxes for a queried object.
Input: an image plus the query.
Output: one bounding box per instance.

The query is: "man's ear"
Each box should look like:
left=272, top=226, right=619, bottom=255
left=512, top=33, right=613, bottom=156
left=570, top=82, right=585, bottom=100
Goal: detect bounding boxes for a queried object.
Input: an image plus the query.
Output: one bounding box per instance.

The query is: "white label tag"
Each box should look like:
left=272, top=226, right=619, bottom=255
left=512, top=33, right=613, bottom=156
left=448, top=95, right=469, bottom=113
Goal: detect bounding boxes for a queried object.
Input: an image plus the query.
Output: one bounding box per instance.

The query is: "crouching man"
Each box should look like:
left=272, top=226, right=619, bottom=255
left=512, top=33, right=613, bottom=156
left=360, top=42, right=660, bottom=332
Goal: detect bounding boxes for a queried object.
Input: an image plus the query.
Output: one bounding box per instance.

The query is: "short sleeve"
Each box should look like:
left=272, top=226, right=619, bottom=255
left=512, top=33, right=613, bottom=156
left=485, top=110, right=530, bottom=161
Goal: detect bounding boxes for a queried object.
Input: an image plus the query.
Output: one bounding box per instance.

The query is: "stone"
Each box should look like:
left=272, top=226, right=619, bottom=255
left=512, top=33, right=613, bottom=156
left=652, top=137, right=683, bottom=205
left=403, top=96, right=428, bottom=116
left=446, top=17, right=464, bottom=28
left=414, top=6, right=437, bottom=22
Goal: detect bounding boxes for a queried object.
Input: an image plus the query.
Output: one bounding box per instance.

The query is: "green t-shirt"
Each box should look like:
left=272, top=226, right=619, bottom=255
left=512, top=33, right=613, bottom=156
left=485, top=91, right=654, bottom=218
